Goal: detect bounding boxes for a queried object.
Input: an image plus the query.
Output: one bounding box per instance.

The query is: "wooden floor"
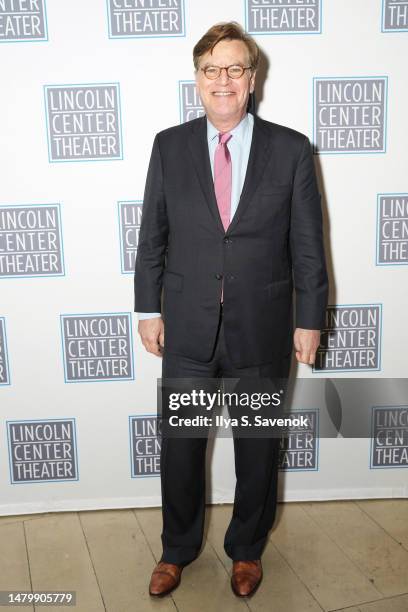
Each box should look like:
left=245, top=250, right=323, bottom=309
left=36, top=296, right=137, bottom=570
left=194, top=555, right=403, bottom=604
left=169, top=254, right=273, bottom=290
left=1, top=500, right=407, bottom=611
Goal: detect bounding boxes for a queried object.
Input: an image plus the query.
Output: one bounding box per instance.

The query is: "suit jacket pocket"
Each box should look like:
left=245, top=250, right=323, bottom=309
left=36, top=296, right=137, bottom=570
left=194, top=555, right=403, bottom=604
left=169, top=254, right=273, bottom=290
left=163, top=270, right=184, bottom=292
left=265, top=278, right=293, bottom=299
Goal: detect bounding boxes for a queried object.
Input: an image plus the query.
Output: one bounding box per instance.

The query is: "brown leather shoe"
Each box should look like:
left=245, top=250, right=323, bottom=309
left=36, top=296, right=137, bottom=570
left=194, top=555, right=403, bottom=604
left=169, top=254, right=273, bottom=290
left=149, top=561, right=183, bottom=597
left=231, top=560, right=263, bottom=597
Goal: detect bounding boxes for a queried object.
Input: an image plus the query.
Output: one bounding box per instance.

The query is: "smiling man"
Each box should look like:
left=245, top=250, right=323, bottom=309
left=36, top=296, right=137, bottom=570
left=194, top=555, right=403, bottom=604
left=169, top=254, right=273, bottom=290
left=134, top=22, right=328, bottom=598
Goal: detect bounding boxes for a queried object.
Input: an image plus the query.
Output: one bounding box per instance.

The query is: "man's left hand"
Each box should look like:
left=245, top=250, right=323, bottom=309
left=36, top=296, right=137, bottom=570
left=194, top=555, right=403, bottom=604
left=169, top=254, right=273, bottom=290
left=293, top=328, right=321, bottom=365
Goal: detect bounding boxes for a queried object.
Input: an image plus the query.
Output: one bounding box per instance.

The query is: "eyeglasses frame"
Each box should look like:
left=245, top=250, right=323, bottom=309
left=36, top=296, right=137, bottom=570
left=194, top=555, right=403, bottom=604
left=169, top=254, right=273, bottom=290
left=199, top=64, right=253, bottom=80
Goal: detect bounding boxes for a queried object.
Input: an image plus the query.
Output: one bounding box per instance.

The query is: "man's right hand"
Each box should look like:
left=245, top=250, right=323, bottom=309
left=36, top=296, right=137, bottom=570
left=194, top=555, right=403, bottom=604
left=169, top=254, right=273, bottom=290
left=138, top=317, right=165, bottom=357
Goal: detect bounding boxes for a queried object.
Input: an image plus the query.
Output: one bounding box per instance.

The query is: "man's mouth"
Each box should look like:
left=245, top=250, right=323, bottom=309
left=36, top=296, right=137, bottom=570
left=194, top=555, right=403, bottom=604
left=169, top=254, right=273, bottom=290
left=212, top=92, right=234, bottom=96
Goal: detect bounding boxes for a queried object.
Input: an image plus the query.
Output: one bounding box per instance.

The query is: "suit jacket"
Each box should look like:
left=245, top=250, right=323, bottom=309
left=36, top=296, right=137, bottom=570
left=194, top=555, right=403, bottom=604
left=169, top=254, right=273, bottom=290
left=134, top=114, right=328, bottom=369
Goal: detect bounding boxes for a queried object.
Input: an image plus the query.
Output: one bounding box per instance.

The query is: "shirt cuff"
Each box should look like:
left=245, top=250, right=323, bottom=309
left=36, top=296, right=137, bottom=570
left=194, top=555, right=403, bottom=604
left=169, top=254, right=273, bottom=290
left=137, top=312, right=161, bottom=320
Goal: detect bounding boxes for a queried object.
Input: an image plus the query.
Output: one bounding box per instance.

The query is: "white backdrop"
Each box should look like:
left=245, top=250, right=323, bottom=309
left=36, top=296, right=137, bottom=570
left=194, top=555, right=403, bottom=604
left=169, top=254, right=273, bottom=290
left=1, top=0, right=407, bottom=516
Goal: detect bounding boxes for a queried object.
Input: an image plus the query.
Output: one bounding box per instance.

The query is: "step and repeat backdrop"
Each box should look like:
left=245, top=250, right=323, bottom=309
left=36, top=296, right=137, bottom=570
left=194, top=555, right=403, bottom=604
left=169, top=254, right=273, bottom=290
left=1, top=0, right=407, bottom=515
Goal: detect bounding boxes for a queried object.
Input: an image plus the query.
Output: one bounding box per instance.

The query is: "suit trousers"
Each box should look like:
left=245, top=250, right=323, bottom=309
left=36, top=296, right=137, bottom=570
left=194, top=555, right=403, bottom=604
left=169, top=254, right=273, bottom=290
left=159, top=303, right=288, bottom=565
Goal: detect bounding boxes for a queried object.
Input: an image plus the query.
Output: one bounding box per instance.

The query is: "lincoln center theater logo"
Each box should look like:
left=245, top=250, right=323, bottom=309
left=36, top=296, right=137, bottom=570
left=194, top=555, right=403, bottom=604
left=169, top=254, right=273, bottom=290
left=371, top=406, right=408, bottom=468
left=0, top=0, right=48, bottom=42
left=0, top=317, right=10, bottom=386
left=7, top=419, right=78, bottom=483
left=44, top=83, right=123, bottom=162
left=377, top=194, right=408, bottom=265
left=313, top=77, right=388, bottom=154
left=118, top=201, right=142, bottom=273
left=179, top=81, right=204, bottom=123
left=107, top=0, right=185, bottom=38
left=129, top=415, right=161, bottom=477
left=0, top=204, right=64, bottom=277
left=61, top=313, right=134, bottom=382
left=382, top=0, right=408, bottom=31
left=246, top=0, right=321, bottom=34
left=315, top=305, right=382, bottom=372
left=279, top=410, right=318, bottom=471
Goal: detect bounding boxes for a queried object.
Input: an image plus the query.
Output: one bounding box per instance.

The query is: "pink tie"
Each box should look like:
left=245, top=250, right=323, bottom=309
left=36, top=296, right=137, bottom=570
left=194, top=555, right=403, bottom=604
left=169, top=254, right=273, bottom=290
left=214, top=132, right=232, bottom=231
left=214, top=132, right=232, bottom=303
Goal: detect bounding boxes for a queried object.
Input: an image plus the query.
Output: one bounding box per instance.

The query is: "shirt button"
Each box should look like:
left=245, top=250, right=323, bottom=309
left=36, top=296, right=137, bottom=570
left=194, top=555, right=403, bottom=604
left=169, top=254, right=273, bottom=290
left=215, top=273, right=223, bottom=280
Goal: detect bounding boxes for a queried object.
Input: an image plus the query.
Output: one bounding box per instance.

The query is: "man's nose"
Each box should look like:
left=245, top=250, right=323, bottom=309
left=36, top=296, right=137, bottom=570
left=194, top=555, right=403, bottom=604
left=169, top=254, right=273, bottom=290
left=216, top=68, right=230, bottom=86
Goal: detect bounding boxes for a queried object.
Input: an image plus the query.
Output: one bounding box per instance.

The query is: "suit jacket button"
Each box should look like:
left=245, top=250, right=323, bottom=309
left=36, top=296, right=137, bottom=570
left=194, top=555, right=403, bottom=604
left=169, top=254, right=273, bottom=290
left=223, top=237, right=231, bottom=244
left=215, top=273, right=223, bottom=280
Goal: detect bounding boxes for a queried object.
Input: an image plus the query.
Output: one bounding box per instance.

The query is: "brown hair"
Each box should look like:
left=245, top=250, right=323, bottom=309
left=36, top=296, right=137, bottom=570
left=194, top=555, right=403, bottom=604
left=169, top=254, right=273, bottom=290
left=193, top=22, right=259, bottom=71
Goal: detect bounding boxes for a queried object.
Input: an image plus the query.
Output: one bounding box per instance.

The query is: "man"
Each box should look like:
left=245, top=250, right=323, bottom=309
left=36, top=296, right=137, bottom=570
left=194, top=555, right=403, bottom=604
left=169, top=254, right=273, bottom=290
left=134, top=22, right=328, bottom=598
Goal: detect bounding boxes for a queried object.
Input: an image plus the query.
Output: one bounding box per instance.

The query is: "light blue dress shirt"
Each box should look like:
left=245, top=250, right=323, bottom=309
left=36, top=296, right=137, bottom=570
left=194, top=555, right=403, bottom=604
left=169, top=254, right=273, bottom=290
left=138, top=112, right=254, bottom=320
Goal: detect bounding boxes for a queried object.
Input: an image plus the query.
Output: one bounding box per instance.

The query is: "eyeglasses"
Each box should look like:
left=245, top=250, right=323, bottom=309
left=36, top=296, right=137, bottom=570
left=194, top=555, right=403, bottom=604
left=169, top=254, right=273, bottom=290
left=200, top=65, right=252, bottom=80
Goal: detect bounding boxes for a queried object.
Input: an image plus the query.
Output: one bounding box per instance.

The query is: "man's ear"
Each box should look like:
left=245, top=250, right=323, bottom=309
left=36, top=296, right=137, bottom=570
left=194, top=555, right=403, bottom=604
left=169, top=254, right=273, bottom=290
left=250, top=70, right=256, bottom=94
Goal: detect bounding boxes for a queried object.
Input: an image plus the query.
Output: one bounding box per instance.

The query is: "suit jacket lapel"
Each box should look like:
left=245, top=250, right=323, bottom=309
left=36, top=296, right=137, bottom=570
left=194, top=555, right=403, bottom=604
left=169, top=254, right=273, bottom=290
left=227, top=115, right=271, bottom=234
left=188, top=116, right=225, bottom=234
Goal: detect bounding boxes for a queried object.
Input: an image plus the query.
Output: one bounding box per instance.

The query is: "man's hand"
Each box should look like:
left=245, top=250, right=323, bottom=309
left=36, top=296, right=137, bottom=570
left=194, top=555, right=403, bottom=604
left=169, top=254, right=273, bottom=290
left=138, top=317, right=165, bottom=357
left=293, top=328, right=321, bottom=365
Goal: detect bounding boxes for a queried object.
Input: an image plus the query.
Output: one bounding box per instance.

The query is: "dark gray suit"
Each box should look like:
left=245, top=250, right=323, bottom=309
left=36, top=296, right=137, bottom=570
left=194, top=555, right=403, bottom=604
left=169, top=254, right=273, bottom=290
left=134, top=114, right=328, bottom=369
left=134, top=113, right=328, bottom=565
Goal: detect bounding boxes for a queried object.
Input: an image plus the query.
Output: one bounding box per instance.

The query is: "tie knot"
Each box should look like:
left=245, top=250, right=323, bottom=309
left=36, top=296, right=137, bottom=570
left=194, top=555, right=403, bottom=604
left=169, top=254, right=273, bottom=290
left=218, top=132, right=232, bottom=146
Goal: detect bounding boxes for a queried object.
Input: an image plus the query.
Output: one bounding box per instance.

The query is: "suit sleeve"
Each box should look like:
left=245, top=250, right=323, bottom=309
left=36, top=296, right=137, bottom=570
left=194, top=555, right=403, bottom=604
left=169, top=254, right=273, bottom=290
left=290, top=136, right=328, bottom=330
left=134, top=134, right=169, bottom=312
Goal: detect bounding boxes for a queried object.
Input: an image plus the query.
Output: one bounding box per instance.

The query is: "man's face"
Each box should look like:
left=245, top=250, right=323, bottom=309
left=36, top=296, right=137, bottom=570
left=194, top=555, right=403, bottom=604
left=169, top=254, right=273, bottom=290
left=195, top=39, right=256, bottom=126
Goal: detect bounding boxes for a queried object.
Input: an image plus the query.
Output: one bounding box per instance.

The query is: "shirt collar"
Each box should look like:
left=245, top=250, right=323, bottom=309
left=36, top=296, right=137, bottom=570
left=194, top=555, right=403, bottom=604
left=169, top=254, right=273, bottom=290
left=207, top=112, right=250, bottom=145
